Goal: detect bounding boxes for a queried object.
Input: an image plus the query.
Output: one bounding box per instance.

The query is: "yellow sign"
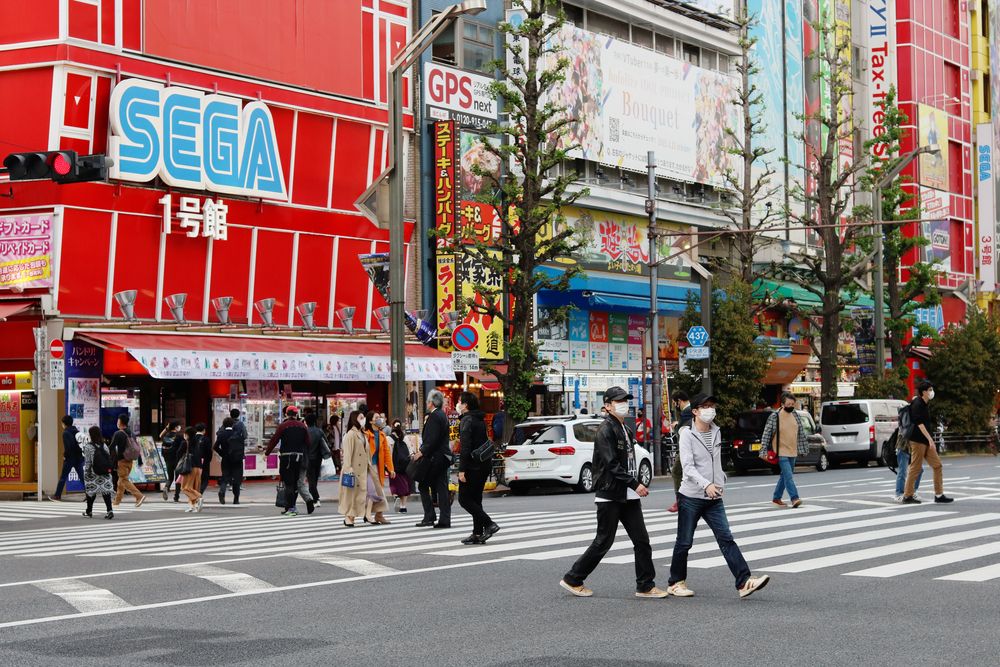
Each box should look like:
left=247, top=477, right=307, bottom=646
left=436, top=254, right=457, bottom=351
left=919, top=103, right=949, bottom=190
left=0, top=372, right=32, bottom=391
left=458, top=250, right=504, bottom=360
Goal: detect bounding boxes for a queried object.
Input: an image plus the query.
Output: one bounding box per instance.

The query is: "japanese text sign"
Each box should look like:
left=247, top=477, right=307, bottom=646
left=0, top=213, right=53, bottom=289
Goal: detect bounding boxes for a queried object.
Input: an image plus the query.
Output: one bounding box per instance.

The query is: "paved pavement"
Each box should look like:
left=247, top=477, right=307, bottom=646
left=1, top=457, right=998, bottom=665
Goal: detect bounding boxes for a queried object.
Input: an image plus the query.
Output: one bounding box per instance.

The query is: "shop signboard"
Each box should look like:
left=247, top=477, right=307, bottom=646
left=588, top=311, right=609, bottom=370
left=424, top=62, right=498, bottom=131
left=433, top=120, right=458, bottom=247
left=568, top=310, right=590, bottom=370
left=608, top=313, right=629, bottom=371
left=977, top=123, right=996, bottom=292
left=918, top=104, right=949, bottom=191
left=108, top=80, right=288, bottom=200
left=437, top=255, right=457, bottom=351
left=65, top=341, right=103, bottom=429
left=0, top=213, right=53, bottom=289
left=627, top=314, right=645, bottom=372
left=457, top=251, right=505, bottom=360
left=0, top=391, right=20, bottom=482
left=537, top=306, right=570, bottom=366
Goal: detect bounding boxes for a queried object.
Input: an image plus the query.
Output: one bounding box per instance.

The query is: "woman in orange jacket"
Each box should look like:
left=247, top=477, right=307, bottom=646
left=364, top=412, right=395, bottom=524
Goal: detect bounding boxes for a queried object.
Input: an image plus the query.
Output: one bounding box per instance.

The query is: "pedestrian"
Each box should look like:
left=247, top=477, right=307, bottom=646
left=634, top=408, right=652, bottom=446
left=52, top=415, right=84, bottom=501
left=363, top=411, right=393, bottom=524
left=111, top=414, right=145, bottom=508
left=894, top=411, right=924, bottom=502
left=326, top=414, right=343, bottom=474
left=81, top=426, right=114, bottom=520
left=903, top=381, right=953, bottom=504
left=388, top=419, right=414, bottom=513
left=760, top=392, right=810, bottom=508
left=491, top=402, right=506, bottom=444
left=667, top=390, right=693, bottom=513
left=196, top=423, right=212, bottom=495
left=413, top=390, right=452, bottom=529
left=456, top=392, right=499, bottom=545
left=217, top=412, right=246, bottom=504
left=305, top=413, right=332, bottom=507
left=177, top=426, right=204, bottom=513
left=265, top=406, right=315, bottom=516
left=159, top=421, right=183, bottom=502
left=338, top=410, right=369, bottom=527
left=560, top=386, right=666, bottom=599
left=667, top=393, right=770, bottom=599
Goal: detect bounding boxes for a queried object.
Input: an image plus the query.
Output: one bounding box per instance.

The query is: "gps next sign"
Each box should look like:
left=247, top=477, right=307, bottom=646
left=423, top=63, right=498, bottom=130
left=108, top=80, right=287, bottom=200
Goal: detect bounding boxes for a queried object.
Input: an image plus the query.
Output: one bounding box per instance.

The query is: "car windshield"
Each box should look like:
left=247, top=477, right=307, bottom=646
left=736, top=412, right=770, bottom=434
left=822, top=403, right=870, bottom=425
left=511, top=424, right=566, bottom=446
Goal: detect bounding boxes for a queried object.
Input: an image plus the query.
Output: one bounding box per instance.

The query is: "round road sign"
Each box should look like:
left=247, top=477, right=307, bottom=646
left=49, top=339, right=65, bottom=359
left=452, top=324, right=479, bottom=351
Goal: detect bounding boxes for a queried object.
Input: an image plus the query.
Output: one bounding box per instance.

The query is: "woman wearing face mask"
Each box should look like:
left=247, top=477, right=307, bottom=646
left=456, top=392, right=499, bottom=545
left=388, top=419, right=414, bottom=513
left=363, top=410, right=393, bottom=524
left=666, top=393, right=771, bottom=599
left=759, top=392, right=810, bottom=508
left=338, top=410, right=370, bottom=527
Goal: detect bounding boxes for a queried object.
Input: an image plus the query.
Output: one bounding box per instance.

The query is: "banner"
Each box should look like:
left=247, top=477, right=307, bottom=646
left=0, top=391, right=21, bottom=482
left=921, top=187, right=951, bottom=274
left=547, top=24, right=737, bottom=184
left=608, top=313, right=629, bottom=371
left=977, top=123, right=996, bottom=292
left=433, top=120, right=458, bottom=247
left=918, top=104, right=949, bottom=190
left=568, top=309, right=589, bottom=370
left=0, top=213, right=53, bottom=289
left=436, top=255, right=457, bottom=351
left=588, top=312, right=609, bottom=370
left=457, top=251, right=504, bottom=360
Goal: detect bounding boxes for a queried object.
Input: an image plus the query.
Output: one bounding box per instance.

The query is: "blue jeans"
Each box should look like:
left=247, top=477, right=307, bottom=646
left=772, top=456, right=799, bottom=502
left=54, top=457, right=85, bottom=498
left=669, top=494, right=752, bottom=589
left=895, top=449, right=923, bottom=496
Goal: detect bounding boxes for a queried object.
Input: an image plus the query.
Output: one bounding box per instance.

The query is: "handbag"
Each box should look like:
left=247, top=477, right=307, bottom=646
left=341, top=472, right=356, bottom=488
left=175, top=450, right=196, bottom=476
left=761, top=412, right=779, bottom=466
left=472, top=440, right=495, bottom=463
left=274, top=483, right=288, bottom=508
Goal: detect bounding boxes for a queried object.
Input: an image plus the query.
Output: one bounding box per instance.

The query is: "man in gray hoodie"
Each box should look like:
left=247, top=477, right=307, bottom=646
left=667, top=393, right=770, bottom=599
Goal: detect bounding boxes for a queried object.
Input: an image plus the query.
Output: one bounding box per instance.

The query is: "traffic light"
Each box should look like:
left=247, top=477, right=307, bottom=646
left=2, top=151, right=111, bottom=184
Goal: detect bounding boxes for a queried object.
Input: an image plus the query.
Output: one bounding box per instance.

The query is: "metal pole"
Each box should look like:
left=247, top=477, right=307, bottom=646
left=388, top=66, right=407, bottom=424
left=646, top=151, right=662, bottom=476
left=873, top=188, right=886, bottom=380
left=701, top=272, right=712, bottom=394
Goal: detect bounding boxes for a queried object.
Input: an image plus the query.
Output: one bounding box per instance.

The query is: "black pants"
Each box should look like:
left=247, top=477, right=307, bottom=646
left=164, top=456, right=180, bottom=500
left=85, top=493, right=112, bottom=514
left=419, top=465, right=451, bottom=525
left=307, top=457, right=322, bottom=502
left=219, top=459, right=243, bottom=500
left=458, top=468, right=492, bottom=534
left=54, top=457, right=85, bottom=498
left=279, top=455, right=305, bottom=510
left=564, top=500, right=656, bottom=593
left=199, top=464, right=211, bottom=494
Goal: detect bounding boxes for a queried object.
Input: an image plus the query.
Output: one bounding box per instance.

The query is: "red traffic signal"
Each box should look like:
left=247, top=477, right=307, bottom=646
left=2, top=151, right=111, bottom=184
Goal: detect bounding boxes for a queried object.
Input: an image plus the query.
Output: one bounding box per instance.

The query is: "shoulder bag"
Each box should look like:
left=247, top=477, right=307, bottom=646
left=341, top=471, right=356, bottom=488
left=472, top=439, right=495, bottom=463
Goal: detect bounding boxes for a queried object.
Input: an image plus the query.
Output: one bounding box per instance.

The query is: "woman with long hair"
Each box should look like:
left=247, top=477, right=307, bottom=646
left=82, top=426, right=114, bottom=520
left=177, top=426, right=204, bottom=513
left=363, top=410, right=393, bottom=524
left=388, top=419, right=414, bottom=513
left=338, top=410, right=369, bottom=527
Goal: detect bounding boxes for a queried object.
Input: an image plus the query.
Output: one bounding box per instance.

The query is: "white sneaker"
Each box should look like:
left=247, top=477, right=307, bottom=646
left=893, top=495, right=904, bottom=504
left=184, top=506, right=194, bottom=513
left=314, top=500, right=321, bottom=508
left=739, top=575, right=771, bottom=599
left=913, top=492, right=924, bottom=502
left=667, top=581, right=695, bottom=597
left=195, top=498, right=204, bottom=512
left=559, top=579, right=593, bottom=597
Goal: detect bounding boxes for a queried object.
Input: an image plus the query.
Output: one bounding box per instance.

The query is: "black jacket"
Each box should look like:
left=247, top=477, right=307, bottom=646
left=215, top=427, right=243, bottom=463
left=307, top=426, right=331, bottom=460
left=197, top=433, right=212, bottom=468
left=265, top=418, right=311, bottom=456
left=421, top=408, right=451, bottom=463
left=677, top=405, right=694, bottom=431
left=62, top=425, right=81, bottom=460
left=458, top=410, right=488, bottom=473
left=593, top=414, right=641, bottom=501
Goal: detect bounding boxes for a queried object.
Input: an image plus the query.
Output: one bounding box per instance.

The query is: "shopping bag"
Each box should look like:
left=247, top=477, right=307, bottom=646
left=274, top=483, right=288, bottom=508
left=319, top=457, right=337, bottom=479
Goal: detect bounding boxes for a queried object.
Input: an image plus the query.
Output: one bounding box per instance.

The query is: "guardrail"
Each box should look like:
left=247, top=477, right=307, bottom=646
left=933, top=430, right=998, bottom=454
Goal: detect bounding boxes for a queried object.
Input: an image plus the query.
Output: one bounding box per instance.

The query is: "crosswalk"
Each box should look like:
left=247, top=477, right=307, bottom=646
left=0, top=500, right=138, bottom=522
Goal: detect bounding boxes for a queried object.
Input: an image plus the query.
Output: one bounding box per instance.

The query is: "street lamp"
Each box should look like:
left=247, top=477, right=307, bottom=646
left=387, top=0, right=487, bottom=422
left=872, top=143, right=940, bottom=379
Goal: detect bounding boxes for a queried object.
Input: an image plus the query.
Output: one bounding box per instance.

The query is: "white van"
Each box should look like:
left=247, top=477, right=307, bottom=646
left=819, top=399, right=908, bottom=467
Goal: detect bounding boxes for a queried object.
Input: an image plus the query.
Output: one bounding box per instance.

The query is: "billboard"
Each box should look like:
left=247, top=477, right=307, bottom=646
left=918, top=104, right=949, bottom=191
left=977, top=123, right=996, bottom=292
left=749, top=0, right=785, bottom=181
left=423, top=63, right=498, bottom=131
left=921, top=187, right=951, bottom=274
left=547, top=24, right=738, bottom=184
left=0, top=213, right=53, bottom=289
left=784, top=0, right=805, bottom=189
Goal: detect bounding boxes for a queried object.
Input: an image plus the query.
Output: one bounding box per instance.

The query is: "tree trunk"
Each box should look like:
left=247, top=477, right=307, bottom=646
left=820, top=291, right=841, bottom=402
left=885, top=249, right=906, bottom=371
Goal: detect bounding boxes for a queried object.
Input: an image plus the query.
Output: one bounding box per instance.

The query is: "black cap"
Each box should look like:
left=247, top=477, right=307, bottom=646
left=603, top=386, right=634, bottom=403
left=689, top=392, right=717, bottom=409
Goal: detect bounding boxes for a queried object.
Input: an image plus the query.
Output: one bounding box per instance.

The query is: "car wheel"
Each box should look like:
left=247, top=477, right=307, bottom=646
left=508, top=482, right=529, bottom=496
left=638, top=460, right=652, bottom=488
left=815, top=451, right=829, bottom=472
left=574, top=463, right=595, bottom=493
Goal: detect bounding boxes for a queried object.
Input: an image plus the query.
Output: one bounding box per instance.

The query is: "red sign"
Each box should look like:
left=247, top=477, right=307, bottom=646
left=452, top=324, right=479, bottom=352
left=433, top=120, right=457, bottom=248
left=49, top=339, right=64, bottom=359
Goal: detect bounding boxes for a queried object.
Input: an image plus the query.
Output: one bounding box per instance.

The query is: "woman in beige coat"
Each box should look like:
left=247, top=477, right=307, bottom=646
left=338, top=411, right=369, bottom=527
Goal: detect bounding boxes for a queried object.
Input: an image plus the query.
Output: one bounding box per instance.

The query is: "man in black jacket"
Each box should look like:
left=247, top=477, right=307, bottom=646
left=668, top=390, right=693, bottom=513
left=111, top=414, right=145, bottom=507
left=265, top=406, right=314, bottom=515
left=561, top=386, right=666, bottom=599
left=214, top=418, right=243, bottom=504
left=456, top=391, right=499, bottom=544
left=414, top=389, right=452, bottom=528
left=195, top=423, right=212, bottom=494
left=52, top=415, right=84, bottom=500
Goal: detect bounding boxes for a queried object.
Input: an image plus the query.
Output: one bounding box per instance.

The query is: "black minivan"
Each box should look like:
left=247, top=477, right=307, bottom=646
left=724, top=409, right=830, bottom=474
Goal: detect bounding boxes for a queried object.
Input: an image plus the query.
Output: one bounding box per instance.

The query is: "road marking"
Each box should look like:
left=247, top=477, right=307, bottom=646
left=762, top=525, right=1000, bottom=573
left=296, top=553, right=398, bottom=576
left=845, top=539, right=1000, bottom=578
left=937, top=562, right=1000, bottom=582
left=32, top=579, right=131, bottom=613
left=170, top=564, right=275, bottom=593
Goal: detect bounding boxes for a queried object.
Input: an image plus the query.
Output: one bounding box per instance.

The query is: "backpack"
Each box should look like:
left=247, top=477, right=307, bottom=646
left=896, top=404, right=914, bottom=448
left=392, top=435, right=410, bottom=473
left=123, top=434, right=141, bottom=461
left=883, top=428, right=899, bottom=473
left=91, top=443, right=113, bottom=475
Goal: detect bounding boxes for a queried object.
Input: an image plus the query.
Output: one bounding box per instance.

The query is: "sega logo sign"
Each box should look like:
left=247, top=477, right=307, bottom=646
left=979, top=144, right=992, bottom=183
left=423, top=62, right=497, bottom=125
left=108, top=80, right=287, bottom=200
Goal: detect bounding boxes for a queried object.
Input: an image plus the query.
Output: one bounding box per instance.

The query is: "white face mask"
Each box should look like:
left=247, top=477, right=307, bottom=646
left=613, top=402, right=629, bottom=417
left=357, top=416, right=367, bottom=428
left=697, top=407, right=716, bottom=424
left=927, top=389, right=935, bottom=401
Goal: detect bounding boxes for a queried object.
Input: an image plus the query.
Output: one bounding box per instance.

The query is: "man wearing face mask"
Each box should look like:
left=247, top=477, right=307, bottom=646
left=759, top=392, right=810, bottom=508
left=667, top=393, right=770, bottom=599
left=903, top=381, right=953, bottom=504
left=560, top=386, right=667, bottom=599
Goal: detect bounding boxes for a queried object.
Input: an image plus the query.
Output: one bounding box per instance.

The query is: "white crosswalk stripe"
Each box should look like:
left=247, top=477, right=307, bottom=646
left=33, top=578, right=131, bottom=613
left=0, top=500, right=137, bottom=521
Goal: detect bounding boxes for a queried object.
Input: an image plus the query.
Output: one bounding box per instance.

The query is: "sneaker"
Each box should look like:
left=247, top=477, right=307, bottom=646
left=739, top=575, right=771, bottom=599
left=398, top=507, right=408, bottom=513
left=306, top=500, right=315, bottom=515
left=559, top=579, right=593, bottom=597
left=161, top=489, right=168, bottom=501
left=282, top=509, right=299, bottom=517
left=184, top=506, right=194, bottom=513
left=934, top=494, right=954, bottom=503
left=667, top=501, right=679, bottom=513
left=912, top=492, right=924, bottom=502
left=482, top=523, right=501, bottom=540
left=81, top=511, right=92, bottom=518
left=893, top=495, right=904, bottom=504
left=635, top=587, right=669, bottom=599
left=104, top=512, right=114, bottom=520
left=771, top=499, right=787, bottom=507
left=667, top=581, right=695, bottom=597
left=461, top=534, right=482, bottom=545
left=791, top=498, right=803, bottom=508
left=902, top=496, right=921, bottom=504
left=314, top=500, right=321, bottom=508
left=195, top=498, right=204, bottom=512
left=135, top=496, right=146, bottom=508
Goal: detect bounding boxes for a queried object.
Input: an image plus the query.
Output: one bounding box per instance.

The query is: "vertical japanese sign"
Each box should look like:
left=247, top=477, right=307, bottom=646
left=65, top=341, right=103, bottom=430
left=436, top=255, right=457, bottom=351
left=568, top=309, right=590, bottom=370
left=0, top=391, right=21, bottom=482
left=627, top=314, right=646, bottom=372
left=434, top=121, right=458, bottom=246
left=0, top=213, right=53, bottom=289
left=457, top=252, right=504, bottom=360
left=608, top=313, right=629, bottom=371
left=977, top=123, right=996, bottom=292
left=588, top=312, right=609, bottom=370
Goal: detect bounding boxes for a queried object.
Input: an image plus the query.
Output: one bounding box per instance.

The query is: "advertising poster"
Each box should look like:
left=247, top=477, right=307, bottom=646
left=537, top=306, right=570, bottom=366
left=749, top=0, right=785, bottom=181
left=436, top=254, right=457, bottom=350
left=0, top=391, right=21, bottom=482
left=588, top=311, right=609, bottom=370
left=851, top=307, right=876, bottom=376
left=65, top=340, right=103, bottom=432
left=918, top=104, right=949, bottom=190
left=921, top=187, right=952, bottom=274
left=627, top=314, right=645, bottom=372
left=977, top=123, right=996, bottom=292
left=784, top=0, right=804, bottom=188
left=608, top=313, right=629, bottom=371
left=433, top=120, right=458, bottom=247
left=0, top=213, right=54, bottom=289
left=568, top=309, right=590, bottom=370
left=458, top=131, right=502, bottom=204
left=128, top=435, right=168, bottom=484
left=458, top=251, right=504, bottom=360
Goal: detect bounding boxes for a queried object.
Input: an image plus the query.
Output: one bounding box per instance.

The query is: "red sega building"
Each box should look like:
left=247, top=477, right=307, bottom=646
left=0, top=0, right=450, bottom=496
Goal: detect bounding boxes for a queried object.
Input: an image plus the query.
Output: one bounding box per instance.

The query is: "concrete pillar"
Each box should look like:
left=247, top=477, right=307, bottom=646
left=35, top=318, right=64, bottom=500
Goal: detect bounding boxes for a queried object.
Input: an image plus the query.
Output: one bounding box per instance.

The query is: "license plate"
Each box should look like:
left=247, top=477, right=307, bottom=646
left=750, top=443, right=762, bottom=452
left=526, top=460, right=541, bottom=469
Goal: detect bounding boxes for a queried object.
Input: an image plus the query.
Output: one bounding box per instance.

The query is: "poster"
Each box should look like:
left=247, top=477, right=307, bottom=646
left=588, top=311, right=609, bottom=370
left=457, top=251, right=504, bottom=360
left=0, top=391, right=21, bottom=482
left=851, top=307, right=877, bottom=376
left=128, top=436, right=168, bottom=484
left=921, top=187, right=951, bottom=274
left=627, top=314, right=645, bottom=372
left=918, top=103, right=949, bottom=190
left=537, top=306, right=570, bottom=366
left=608, top=313, right=629, bottom=371
left=568, top=309, right=590, bottom=370
left=0, top=213, right=54, bottom=289
left=65, top=340, right=103, bottom=431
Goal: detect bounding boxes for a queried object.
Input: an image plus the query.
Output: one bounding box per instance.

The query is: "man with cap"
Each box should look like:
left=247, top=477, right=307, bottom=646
left=265, top=406, right=314, bottom=516
left=667, top=393, right=770, bottom=599
left=560, top=386, right=667, bottom=599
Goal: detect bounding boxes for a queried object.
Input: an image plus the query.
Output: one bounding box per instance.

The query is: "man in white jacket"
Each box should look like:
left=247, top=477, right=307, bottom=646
left=667, top=393, right=770, bottom=599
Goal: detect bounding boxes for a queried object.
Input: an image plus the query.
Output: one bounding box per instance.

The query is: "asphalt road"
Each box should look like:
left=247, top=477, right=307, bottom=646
left=1, top=456, right=999, bottom=666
